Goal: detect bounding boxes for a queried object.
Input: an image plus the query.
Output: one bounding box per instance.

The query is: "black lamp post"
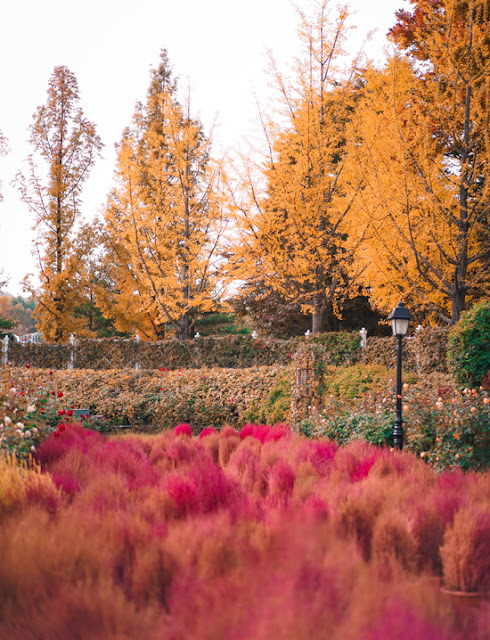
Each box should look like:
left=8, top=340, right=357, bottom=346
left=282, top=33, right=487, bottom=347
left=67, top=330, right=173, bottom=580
left=388, top=301, right=412, bottom=450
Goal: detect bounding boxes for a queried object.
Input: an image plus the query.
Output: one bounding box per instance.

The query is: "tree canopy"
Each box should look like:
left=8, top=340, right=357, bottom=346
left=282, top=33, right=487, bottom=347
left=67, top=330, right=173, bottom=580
left=99, top=50, right=229, bottom=340
left=16, top=66, right=103, bottom=342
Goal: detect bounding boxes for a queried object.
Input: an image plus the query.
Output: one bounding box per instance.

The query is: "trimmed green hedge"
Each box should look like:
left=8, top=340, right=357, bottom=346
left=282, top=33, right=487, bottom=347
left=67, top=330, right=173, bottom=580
left=447, top=301, right=490, bottom=388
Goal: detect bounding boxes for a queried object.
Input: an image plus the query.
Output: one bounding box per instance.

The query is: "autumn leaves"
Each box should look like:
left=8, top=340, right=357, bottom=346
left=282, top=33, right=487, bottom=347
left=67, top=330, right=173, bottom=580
left=13, top=1, right=490, bottom=341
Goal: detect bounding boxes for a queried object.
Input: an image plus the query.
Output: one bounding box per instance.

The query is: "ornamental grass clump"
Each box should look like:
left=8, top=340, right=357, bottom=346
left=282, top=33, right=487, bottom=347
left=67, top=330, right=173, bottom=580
left=0, top=423, right=488, bottom=638
left=440, top=503, right=490, bottom=593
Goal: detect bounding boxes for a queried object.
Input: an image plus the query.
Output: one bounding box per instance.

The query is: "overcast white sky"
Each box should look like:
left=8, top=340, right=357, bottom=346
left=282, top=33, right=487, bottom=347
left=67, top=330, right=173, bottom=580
left=0, top=0, right=404, bottom=296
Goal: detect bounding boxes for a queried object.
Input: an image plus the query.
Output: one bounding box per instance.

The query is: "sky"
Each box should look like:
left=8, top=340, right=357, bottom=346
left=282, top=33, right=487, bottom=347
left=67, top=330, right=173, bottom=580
left=0, top=0, right=405, bottom=296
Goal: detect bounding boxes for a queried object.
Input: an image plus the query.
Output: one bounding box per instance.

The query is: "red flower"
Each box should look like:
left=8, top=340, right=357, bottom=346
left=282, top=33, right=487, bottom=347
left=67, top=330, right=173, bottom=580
left=58, top=424, right=66, bottom=432
left=58, top=409, right=66, bottom=416
left=51, top=391, right=56, bottom=396
left=57, top=392, right=63, bottom=398
left=161, top=367, right=167, bottom=372
left=49, top=370, right=53, bottom=375
left=54, top=431, right=60, bottom=438
left=25, top=363, right=30, bottom=369
left=67, top=410, right=73, bottom=417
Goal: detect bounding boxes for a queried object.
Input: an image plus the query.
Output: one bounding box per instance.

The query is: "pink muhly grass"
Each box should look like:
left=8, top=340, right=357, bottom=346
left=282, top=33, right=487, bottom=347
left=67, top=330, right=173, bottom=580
left=164, top=459, right=247, bottom=518
left=199, top=426, right=218, bottom=439
left=368, top=448, right=423, bottom=480
left=163, top=471, right=200, bottom=518
left=263, top=423, right=291, bottom=442
left=165, top=438, right=208, bottom=468
left=174, top=423, right=192, bottom=437
left=336, top=484, right=386, bottom=561
left=35, top=424, right=103, bottom=467
left=50, top=469, right=82, bottom=498
left=371, top=508, right=417, bottom=572
left=218, top=434, right=241, bottom=468
left=406, top=498, right=446, bottom=575
left=296, top=439, right=337, bottom=476
left=332, top=441, right=381, bottom=483
left=299, top=494, right=330, bottom=520
left=88, top=439, right=159, bottom=490
left=431, top=477, right=465, bottom=529
left=239, top=424, right=274, bottom=443
left=440, top=504, right=490, bottom=592
left=200, top=432, right=220, bottom=465
left=362, top=592, right=460, bottom=640
left=24, top=472, right=60, bottom=515
left=220, top=426, right=238, bottom=438
left=227, top=440, right=265, bottom=495
left=266, top=459, right=296, bottom=500
left=349, top=453, right=379, bottom=482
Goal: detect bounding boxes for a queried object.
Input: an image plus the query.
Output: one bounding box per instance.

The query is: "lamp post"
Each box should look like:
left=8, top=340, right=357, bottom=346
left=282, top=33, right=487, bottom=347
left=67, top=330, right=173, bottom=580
left=388, top=301, right=412, bottom=450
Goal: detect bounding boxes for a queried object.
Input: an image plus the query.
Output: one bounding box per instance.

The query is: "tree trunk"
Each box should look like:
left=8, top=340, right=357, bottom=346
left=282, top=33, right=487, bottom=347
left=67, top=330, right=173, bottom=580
left=177, top=313, right=190, bottom=341
left=450, top=287, right=466, bottom=324
left=312, top=293, right=325, bottom=334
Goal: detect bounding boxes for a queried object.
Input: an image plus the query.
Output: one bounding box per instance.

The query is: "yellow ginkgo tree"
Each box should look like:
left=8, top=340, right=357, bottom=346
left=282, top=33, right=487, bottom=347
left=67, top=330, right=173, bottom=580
left=16, top=66, right=103, bottom=342
left=352, top=0, right=490, bottom=324
left=99, top=51, right=229, bottom=340
left=232, top=1, right=366, bottom=333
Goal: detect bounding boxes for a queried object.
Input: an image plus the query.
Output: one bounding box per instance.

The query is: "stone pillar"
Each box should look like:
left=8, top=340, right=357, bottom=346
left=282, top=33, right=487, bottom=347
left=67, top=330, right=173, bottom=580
left=134, top=334, right=141, bottom=370
left=68, top=334, right=76, bottom=370
left=2, top=335, right=9, bottom=366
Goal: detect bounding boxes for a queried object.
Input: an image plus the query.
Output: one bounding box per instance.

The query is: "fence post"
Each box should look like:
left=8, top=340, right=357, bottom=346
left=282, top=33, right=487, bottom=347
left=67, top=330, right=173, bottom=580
left=2, top=335, right=9, bottom=366
left=360, top=327, right=367, bottom=349
left=134, top=334, right=141, bottom=370
left=68, top=334, right=76, bottom=370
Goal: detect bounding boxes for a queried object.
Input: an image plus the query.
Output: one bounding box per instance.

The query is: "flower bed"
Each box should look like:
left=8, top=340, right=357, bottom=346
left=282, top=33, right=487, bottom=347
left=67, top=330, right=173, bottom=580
left=306, top=370, right=490, bottom=471
left=0, top=424, right=488, bottom=638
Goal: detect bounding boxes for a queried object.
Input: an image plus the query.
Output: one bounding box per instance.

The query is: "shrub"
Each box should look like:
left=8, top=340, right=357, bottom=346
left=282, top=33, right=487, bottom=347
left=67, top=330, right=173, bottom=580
left=0, top=367, right=67, bottom=459
left=447, top=301, right=490, bottom=388
left=440, top=504, right=490, bottom=592
left=1, top=425, right=489, bottom=638
left=241, top=369, right=292, bottom=425
left=0, top=454, right=59, bottom=520
left=322, top=363, right=393, bottom=400
left=306, top=372, right=490, bottom=471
